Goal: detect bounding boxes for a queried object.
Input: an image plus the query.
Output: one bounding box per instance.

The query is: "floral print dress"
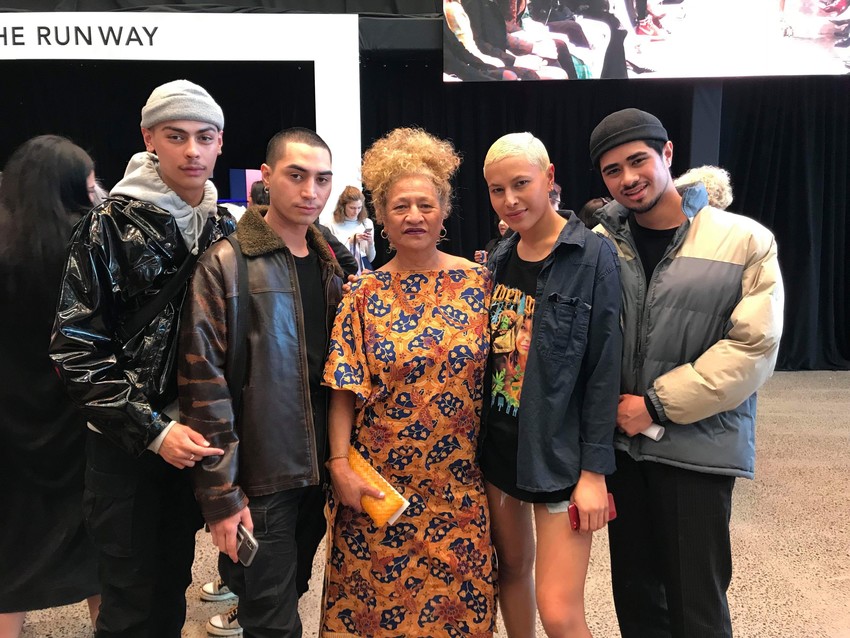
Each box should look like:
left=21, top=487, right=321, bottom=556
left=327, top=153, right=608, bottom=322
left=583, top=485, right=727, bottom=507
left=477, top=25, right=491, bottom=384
left=321, top=266, right=496, bottom=638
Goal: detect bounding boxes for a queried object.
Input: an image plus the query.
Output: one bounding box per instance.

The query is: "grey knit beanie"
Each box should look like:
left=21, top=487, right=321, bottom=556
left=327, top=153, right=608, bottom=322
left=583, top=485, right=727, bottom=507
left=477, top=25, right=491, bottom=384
left=140, top=79, right=224, bottom=130
left=589, top=108, right=668, bottom=168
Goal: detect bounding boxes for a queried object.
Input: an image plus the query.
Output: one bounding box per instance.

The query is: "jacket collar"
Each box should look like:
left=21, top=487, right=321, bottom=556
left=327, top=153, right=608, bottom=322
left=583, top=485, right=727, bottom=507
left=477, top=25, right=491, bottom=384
left=490, top=211, right=586, bottom=273
left=595, top=182, right=710, bottom=233
left=237, top=205, right=343, bottom=278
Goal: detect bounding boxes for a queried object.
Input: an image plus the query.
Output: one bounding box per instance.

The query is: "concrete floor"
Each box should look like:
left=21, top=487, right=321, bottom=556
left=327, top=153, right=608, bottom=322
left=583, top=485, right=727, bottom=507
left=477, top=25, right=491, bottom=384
left=18, top=371, right=850, bottom=637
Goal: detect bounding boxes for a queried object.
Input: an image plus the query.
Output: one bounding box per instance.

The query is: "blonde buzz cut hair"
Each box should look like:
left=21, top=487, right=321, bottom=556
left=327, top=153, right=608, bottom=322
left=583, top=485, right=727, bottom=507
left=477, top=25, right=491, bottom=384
left=483, top=132, right=550, bottom=175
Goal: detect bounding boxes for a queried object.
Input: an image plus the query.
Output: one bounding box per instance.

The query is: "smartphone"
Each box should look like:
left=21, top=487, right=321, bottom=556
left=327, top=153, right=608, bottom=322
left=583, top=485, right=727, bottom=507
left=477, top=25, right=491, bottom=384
left=236, top=523, right=259, bottom=567
left=568, top=492, right=617, bottom=531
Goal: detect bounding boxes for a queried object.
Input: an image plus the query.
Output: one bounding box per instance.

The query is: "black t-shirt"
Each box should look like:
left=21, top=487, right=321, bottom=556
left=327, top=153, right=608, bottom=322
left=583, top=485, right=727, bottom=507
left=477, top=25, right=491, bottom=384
left=480, top=244, right=573, bottom=503
left=628, top=213, right=679, bottom=284
left=293, top=248, right=327, bottom=392
left=293, top=248, right=329, bottom=455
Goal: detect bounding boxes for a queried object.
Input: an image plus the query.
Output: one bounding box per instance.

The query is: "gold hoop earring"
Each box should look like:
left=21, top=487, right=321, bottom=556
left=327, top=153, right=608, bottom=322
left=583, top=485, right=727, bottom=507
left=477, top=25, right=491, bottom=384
left=438, top=226, right=448, bottom=244
left=380, top=229, right=388, bottom=240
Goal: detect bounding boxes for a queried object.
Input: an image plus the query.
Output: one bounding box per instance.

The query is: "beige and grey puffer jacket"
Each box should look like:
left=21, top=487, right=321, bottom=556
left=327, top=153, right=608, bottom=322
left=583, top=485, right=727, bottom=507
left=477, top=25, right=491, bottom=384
left=595, top=184, right=784, bottom=479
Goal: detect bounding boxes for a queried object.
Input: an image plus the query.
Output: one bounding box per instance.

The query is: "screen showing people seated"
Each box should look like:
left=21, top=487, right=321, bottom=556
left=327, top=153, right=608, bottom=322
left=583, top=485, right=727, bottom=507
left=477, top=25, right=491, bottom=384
left=444, top=0, right=850, bottom=81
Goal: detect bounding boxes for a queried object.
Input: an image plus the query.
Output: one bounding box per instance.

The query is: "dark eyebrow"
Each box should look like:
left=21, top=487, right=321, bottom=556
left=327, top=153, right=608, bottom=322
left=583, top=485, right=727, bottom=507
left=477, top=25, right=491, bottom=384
left=161, top=125, right=218, bottom=134
left=602, top=151, right=650, bottom=173
left=285, top=163, right=333, bottom=176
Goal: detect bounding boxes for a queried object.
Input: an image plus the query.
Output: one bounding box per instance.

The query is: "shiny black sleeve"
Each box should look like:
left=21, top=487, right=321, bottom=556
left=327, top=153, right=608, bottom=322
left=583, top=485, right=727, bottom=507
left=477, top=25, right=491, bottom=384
left=49, top=208, right=171, bottom=456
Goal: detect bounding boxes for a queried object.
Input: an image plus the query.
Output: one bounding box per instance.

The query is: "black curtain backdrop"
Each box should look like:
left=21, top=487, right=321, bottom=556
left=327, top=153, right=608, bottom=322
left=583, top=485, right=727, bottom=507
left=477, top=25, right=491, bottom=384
left=0, top=59, right=316, bottom=195
left=361, top=52, right=849, bottom=371
left=719, top=77, right=850, bottom=370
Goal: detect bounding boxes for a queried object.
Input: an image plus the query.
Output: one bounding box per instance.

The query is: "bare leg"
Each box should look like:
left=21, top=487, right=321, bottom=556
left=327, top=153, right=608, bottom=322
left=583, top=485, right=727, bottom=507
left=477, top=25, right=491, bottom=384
left=485, top=482, right=536, bottom=638
left=0, top=612, right=26, bottom=638
left=86, top=595, right=101, bottom=629
left=534, top=503, right=594, bottom=638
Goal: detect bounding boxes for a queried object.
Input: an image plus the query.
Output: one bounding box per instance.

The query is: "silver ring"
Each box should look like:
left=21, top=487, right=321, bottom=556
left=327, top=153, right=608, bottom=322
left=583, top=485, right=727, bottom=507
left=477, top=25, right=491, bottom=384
left=189, top=453, right=195, bottom=461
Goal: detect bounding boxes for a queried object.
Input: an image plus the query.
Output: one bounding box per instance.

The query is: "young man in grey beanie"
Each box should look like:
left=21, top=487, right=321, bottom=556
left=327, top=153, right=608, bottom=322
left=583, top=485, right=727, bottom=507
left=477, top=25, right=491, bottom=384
left=50, top=79, right=234, bottom=638
left=589, top=108, right=785, bottom=638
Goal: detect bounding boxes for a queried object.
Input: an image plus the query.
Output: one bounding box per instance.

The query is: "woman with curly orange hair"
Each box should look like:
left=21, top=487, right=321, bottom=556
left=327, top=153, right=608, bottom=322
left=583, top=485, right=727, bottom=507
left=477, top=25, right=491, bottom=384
left=321, top=128, right=496, bottom=637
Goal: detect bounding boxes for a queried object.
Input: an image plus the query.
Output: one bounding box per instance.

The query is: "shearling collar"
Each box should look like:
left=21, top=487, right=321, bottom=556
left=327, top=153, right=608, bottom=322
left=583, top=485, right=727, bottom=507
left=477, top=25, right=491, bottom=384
left=237, top=205, right=343, bottom=278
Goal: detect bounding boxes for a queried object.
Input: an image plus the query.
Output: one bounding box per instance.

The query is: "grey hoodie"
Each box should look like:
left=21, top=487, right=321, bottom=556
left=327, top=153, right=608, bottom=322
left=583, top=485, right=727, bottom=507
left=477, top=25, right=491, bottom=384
left=111, top=151, right=218, bottom=255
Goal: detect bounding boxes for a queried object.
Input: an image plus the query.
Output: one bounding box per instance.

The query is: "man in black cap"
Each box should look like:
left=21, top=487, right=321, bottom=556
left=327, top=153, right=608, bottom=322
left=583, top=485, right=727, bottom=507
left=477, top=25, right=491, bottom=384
left=589, top=108, right=785, bottom=638
left=50, top=79, right=233, bottom=637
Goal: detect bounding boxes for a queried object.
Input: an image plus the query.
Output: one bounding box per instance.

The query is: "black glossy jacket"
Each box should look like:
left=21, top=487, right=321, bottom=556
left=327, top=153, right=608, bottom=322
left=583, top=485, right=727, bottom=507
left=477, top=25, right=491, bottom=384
left=49, top=196, right=235, bottom=456
left=178, top=206, right=343, bottom=524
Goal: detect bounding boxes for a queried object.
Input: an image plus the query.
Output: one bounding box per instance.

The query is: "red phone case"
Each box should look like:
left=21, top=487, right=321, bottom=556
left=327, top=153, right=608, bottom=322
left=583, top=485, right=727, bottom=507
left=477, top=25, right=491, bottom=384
left=568, top=492, right=617, bottom=531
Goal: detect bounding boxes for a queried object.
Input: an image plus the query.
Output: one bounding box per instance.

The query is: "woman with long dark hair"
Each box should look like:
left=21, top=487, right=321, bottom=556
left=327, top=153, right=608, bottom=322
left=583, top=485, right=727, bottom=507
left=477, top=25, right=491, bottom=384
left=0, top=135, right=100, bottom=636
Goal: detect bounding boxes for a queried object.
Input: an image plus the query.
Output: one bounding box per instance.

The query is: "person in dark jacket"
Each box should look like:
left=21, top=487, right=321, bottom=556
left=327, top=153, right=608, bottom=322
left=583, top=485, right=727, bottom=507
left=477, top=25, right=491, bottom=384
left=49, top=79, right=233, bottom=638
left=178, top=128, right=342, bottom=638
left=590, top=108, right=784, bottom=638
left=0, top=135, right=100, bottom=637
left=481, top=132, right=622, bottom=637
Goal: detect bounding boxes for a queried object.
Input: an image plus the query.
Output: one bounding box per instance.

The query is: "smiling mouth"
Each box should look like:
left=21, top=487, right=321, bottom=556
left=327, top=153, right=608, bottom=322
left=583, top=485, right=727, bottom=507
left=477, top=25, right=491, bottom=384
left=623, top=184, right=648, bottom=198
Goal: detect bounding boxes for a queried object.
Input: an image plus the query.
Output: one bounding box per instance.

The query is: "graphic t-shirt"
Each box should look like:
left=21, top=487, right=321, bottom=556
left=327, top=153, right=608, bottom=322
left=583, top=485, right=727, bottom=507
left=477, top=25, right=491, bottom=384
left=480, top=244, right=572, bottom=503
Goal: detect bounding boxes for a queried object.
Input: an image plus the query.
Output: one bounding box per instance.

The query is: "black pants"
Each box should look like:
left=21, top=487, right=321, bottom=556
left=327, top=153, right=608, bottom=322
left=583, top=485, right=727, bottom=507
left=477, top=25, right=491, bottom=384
left=219, top=485, right=326, bottom=638
left=83, top=431, right=203, bottom=638
left=607, top=450, right=736, bottom=638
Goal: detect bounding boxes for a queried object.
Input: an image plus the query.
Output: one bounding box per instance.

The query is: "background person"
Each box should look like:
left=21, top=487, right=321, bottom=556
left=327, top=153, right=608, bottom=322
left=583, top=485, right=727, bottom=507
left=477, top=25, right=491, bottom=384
left=327, top=185, right=376, bottom=273
left=0, top=135, right=100, bottom=638
left=248, top=179, right=269, bottom=206
left=674, top=164, right=734, bottom=210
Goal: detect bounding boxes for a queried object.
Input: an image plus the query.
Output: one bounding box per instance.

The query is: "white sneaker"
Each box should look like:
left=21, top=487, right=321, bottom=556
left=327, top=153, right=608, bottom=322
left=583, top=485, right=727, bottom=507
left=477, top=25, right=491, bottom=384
left=200, top=578, right=238, bottom=603
left=207, top=606, right=242, bottom=636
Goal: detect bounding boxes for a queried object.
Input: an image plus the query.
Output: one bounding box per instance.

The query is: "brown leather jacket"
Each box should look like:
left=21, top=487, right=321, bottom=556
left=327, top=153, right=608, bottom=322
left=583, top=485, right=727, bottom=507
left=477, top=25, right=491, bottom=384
left=178, top=206, right=343, bottom=523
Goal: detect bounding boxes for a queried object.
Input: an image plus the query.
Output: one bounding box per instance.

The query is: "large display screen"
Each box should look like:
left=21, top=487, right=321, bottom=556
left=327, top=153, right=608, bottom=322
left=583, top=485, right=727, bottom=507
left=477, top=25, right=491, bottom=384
left=444, top=0, right=850, bottom=81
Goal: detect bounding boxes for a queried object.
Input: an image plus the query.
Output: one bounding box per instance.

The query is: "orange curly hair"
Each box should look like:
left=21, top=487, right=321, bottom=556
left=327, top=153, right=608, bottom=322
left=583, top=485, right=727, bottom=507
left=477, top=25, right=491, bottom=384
left=361, top=127, right=461, bottom=224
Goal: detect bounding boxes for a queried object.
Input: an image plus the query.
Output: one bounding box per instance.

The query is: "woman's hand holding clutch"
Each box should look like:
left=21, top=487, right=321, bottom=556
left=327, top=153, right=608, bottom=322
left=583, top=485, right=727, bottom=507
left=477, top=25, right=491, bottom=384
left=328, top=457, right=385, bottom=511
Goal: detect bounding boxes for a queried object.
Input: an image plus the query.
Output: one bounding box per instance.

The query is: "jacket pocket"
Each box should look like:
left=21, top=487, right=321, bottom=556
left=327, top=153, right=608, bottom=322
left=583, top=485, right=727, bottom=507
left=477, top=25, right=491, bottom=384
left=538, top=293, right=591, bottom=363
left=83, top=466, right=139, bottom=557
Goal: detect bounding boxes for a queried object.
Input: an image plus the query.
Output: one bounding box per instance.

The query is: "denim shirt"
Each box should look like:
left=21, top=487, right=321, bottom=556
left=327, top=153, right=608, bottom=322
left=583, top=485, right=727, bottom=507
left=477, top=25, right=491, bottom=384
left=485, top=213, right=622, bottom=493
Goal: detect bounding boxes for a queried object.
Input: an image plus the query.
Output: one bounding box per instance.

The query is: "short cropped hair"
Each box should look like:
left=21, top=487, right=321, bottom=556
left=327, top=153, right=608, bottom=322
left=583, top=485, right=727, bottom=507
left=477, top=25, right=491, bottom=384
left=361, top=127, right=460, bottom=224
left=332, top=186, right=366, bottom=224
left=674, top=165, right=733, bottom=210
left=265, top=127, right=332, bottom=167
left=483, top=132, right=550, bottom=175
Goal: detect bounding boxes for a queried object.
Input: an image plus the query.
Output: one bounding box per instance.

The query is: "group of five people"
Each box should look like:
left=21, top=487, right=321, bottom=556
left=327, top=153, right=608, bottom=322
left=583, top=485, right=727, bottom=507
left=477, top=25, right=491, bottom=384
left=44, top=79, right=783, bottom=638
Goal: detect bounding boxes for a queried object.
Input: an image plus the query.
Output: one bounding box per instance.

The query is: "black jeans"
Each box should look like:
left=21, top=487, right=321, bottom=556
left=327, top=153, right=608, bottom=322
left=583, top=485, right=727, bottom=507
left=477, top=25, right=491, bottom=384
left=219, top=485, right=326, bottom=638
left=607, top=450, right=735, bottom=638
left=83, top=431, right=203, bottom=638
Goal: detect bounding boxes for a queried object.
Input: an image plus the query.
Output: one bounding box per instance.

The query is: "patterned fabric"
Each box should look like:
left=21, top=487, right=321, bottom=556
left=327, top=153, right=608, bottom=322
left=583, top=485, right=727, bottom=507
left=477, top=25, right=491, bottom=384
left=322, top=267, right=496, bottom=638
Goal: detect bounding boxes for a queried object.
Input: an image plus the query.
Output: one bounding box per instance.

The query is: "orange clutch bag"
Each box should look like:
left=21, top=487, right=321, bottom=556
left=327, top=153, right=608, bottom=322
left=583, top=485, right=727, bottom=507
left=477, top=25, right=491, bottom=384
left=347, top=447, right=409, bottom=526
